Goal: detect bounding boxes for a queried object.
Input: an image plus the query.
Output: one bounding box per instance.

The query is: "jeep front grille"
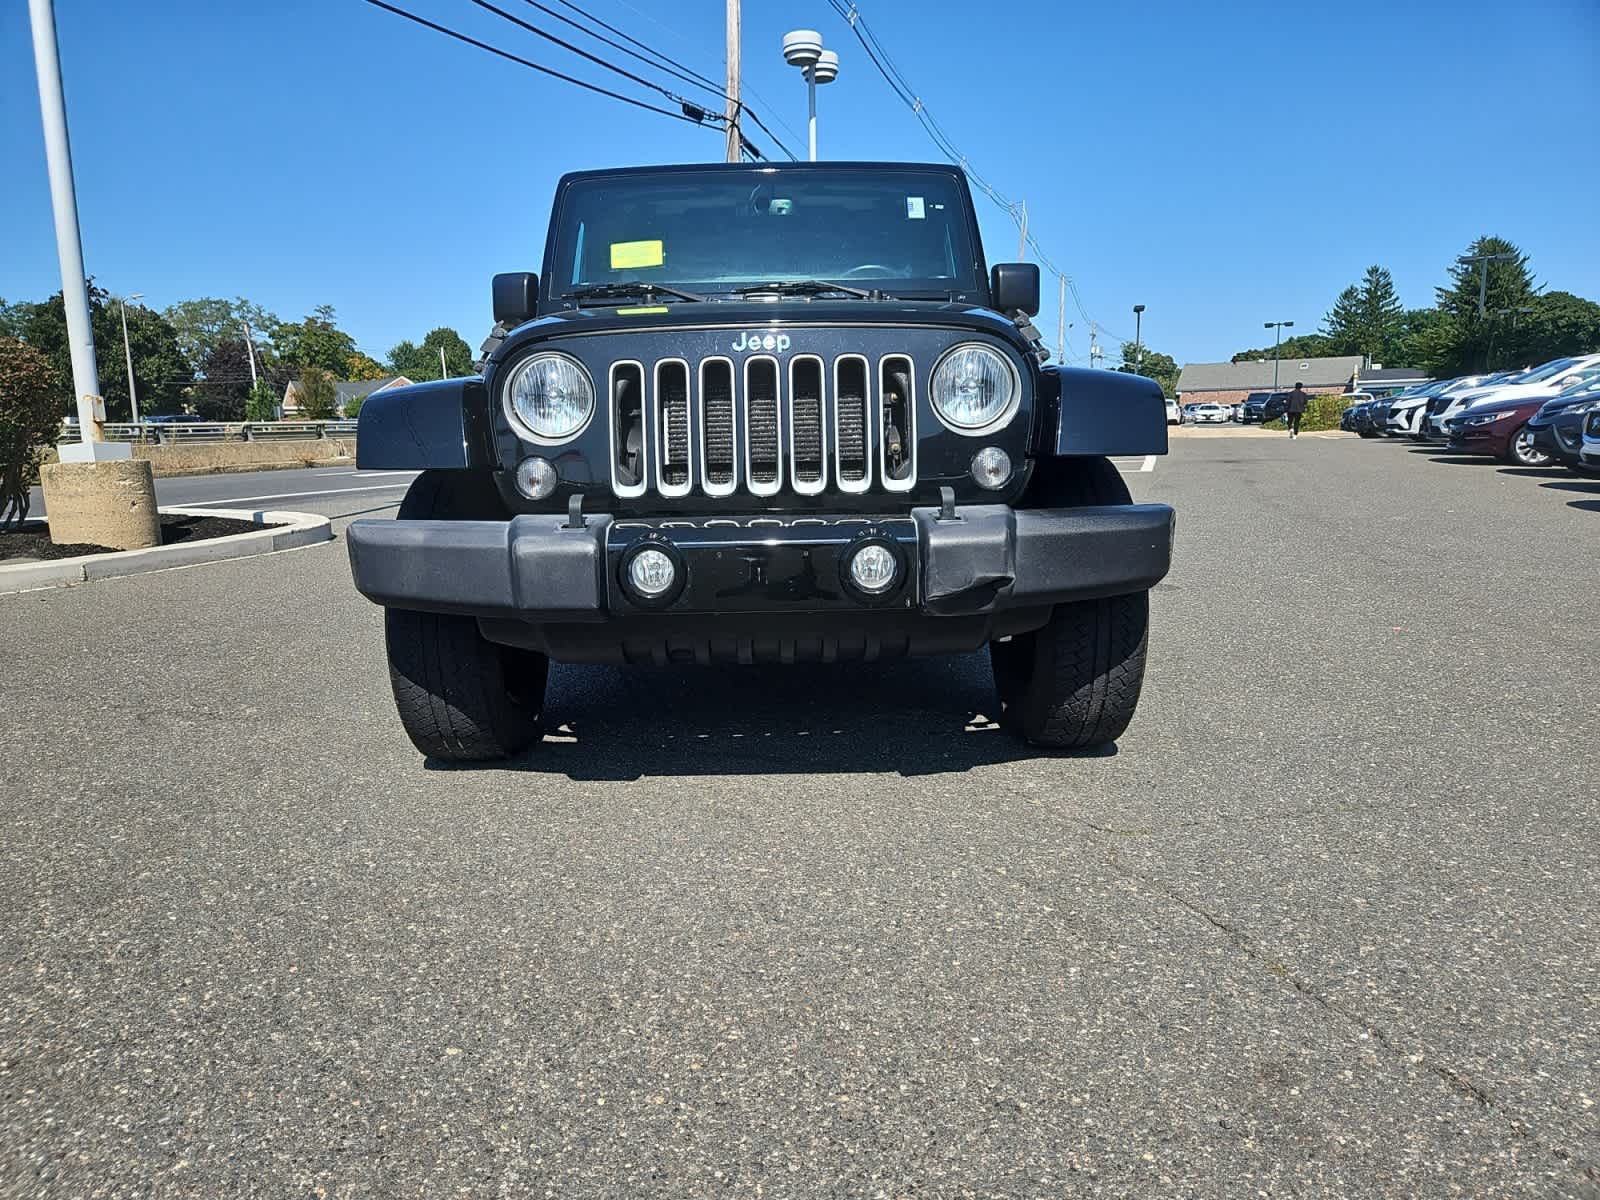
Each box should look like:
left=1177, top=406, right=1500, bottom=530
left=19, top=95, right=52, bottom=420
left=610, top=353, right=917, bottom=500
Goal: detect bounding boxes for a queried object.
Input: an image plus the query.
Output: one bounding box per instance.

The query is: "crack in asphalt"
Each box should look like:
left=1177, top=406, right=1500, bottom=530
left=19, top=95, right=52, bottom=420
left=1075, top=848, right=1600, bottom=1192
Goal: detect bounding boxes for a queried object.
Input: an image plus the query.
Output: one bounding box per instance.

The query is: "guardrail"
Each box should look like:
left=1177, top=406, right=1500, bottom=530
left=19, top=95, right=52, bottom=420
left=58, top=420, right=359, bottom=446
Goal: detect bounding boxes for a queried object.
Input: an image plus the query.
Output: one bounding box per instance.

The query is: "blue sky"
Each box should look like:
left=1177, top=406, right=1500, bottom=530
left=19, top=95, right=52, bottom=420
left=3, top=0, right=1597, bottom=369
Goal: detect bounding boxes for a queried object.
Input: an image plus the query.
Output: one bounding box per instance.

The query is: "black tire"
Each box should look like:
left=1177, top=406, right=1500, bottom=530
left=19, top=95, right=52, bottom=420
left=997, top=456, right=1150, bottom=750
left=1503, top=423, right=1551, bottom=468
left=383, top=470, right=549, bottom=762
left=385, top=608, right=547, bottom=761
left=1358, top=430, right=1377, bottom=439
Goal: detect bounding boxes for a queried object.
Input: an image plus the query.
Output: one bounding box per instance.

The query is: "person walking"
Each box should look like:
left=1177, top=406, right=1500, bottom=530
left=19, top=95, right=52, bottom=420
left=1285, top=382, right=1309, bottom=438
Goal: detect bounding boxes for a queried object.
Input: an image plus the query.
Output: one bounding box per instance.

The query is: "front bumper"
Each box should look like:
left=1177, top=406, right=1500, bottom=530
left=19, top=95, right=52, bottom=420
left=346, top=503, right=1175, bottom=622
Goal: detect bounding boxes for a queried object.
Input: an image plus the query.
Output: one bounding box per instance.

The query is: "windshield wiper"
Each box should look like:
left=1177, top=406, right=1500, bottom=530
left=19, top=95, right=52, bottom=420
left=731, top=279, right=883, bottom=300
left=562, top=281, right=707, bottom=304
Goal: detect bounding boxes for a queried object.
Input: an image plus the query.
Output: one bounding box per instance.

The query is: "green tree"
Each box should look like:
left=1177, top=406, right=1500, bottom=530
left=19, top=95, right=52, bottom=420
left=1323, top=266, right=1405, bottom=361
left=1115, top=341, right=1179, bottom=396
left=20, top=285, right=191, bottom=420
left=273, top=305, right=357, bottom=375
left=294, top=366, right=338, bottom=420
left=0, top=298, right=37, bottom=340
left=1510, top=291, right=1600, bottom=367
left=0, top=337, right=62, bottom=530
left=1427, top=236, right=1539, bottom=375
left=388, top=326, right=475, bottom=381
left=246, top=379, right=279, bottom=421
left=163, top=297, right=280, bottom=374
left=345, top=350, right=386, bottom=380
left=1230, top=332, right=1335, bottom=363
left=341, top=392, right=368, bottom=418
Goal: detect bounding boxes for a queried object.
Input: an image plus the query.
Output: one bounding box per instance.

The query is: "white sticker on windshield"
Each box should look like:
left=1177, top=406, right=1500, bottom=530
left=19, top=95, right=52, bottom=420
left=906, top=196, right=925, bottom=219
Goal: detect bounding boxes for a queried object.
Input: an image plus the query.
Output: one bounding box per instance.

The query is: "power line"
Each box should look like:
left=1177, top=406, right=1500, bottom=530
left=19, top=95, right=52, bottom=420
left=356, top=0, right=717, bottom=126
left=516, top=0, right=798, bottom=159
left=828, top=1, right=1118, bottom=346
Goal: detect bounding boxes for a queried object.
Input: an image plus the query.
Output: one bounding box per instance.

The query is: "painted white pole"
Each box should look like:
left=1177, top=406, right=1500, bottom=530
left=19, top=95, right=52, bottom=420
left=807, top=69, right=817, bottom=161
left=119, top=295, right=142, bottom=423
left=28, top=0, right=103, bottom=445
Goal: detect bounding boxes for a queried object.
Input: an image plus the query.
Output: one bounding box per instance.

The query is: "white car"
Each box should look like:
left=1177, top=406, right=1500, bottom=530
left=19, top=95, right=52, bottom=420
left=1427, top=356, right=1600, bottom=438
left=1165, top=398, right=1182, bottom=425
left=1190, top=403, right=1230, bottom=424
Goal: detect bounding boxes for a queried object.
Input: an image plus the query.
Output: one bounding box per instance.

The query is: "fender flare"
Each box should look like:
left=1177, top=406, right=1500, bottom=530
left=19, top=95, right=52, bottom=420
left=1038, top=366, right=1169, bottom=457
left=355, top=379, right=495, bottom=470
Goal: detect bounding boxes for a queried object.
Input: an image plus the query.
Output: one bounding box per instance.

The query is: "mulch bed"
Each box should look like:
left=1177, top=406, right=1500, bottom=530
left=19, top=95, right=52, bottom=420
left=0, top=514, right=270, bottom=563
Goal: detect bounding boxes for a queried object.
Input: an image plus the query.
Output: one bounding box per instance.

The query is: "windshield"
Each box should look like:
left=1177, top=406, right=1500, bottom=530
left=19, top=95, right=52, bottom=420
left=1511, top=357, right=1576, bottom=383
left=547, top=168, right=984, bottom=301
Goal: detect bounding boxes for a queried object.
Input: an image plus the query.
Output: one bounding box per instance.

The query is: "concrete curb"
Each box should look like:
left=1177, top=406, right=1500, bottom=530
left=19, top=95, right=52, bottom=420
left=0, top=507, right=332, bottom=595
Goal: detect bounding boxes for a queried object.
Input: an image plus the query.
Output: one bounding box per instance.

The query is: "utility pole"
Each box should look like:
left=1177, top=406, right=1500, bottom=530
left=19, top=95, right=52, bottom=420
left=29, top=0, right=115, bottom=457
left=1089, top=321, right=1101, bottom=370
left=1016, top=201, right=1027, bottom=261
left=1057, top=274, right=1066, bottom=364
left=439, top=345, right=449, bottom=380
left=724, top=0, right=741, bottom=162
left=118, top=293, right=143, bottom=424
left=242, top=321, right=259, bottom=387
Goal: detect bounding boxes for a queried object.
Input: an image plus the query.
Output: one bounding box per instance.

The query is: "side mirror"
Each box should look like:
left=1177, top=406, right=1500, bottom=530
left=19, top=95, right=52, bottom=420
left=990, top=263, right=1040, bottom=316
left=492, top=272, right=539, bottom=326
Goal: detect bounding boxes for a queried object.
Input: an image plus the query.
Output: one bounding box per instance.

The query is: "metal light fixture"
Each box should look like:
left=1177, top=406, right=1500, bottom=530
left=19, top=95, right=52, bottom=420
left=783, top=29, right=838, bottom=161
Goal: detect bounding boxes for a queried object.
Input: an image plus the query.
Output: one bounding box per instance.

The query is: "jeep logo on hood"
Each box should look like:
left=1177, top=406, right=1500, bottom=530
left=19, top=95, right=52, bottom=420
left=732, top=331, right=791, bottom=354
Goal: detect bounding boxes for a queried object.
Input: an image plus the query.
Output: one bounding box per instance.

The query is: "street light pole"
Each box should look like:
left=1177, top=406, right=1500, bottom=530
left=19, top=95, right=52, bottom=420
left=1057, top=274, right=1067, bottom=365
left=118, top=293, right=143, bottom=423
left=440, top=345, right=449, bottom=380
left=28, top=0, right=108, bottom=452
left=724, top=0, right=741, bottom=163
left=1133, top=304, right=1145, bottom=374
left=1265, top=319, right=1295, bottom=394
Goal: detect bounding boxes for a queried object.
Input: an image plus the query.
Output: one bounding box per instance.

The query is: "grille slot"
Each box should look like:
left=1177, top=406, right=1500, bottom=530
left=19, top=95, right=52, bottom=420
left=789, top=356, right=826, bottom=493
left=880, top=355, right=916, bottom=490
left=699, top=357, right=737, bottom=494
left=744, top=357, right=782, bottom=495
left=654, top=359, right=691, bottom=495
left=833, top=355, right=870, bottom=492
left=609, top=361, right=647, bottom=498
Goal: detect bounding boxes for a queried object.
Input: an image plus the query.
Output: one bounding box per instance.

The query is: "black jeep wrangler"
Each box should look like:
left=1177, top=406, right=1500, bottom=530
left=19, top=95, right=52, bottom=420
left=346, top=162, right=1173, bottom=761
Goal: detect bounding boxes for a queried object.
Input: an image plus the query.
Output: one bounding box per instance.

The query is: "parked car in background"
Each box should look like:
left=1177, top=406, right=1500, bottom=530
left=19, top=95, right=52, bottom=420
left=1190, top=403, right=1231, bottom=424
left=1165, top=398, right=1183, bottom=425
left=1426, top=357, right=1600, bottom=440
left=1581, top=408, right=1600, bottom=471
left=1527, top=377, right=1600, bottom=473
left=1239, top=391, right=1289, bottom=423
left=1443, top=394, right=1556, bottom=466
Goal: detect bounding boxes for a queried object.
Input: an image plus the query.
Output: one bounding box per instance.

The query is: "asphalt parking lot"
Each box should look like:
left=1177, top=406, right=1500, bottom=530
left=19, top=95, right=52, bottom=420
left=3, top=436, right=1597, bottom=1198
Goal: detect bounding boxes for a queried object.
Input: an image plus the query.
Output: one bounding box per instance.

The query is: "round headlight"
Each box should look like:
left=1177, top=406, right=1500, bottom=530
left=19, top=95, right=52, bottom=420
left=931, top=343, right=1019, bottom=434
left=504, top=352, right=594, bottom=442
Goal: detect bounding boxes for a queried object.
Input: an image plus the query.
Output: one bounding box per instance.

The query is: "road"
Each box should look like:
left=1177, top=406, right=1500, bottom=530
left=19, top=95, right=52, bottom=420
left=25, top=464, right=422, bottom=515
left=3, top=437, right=1597, bottom=1198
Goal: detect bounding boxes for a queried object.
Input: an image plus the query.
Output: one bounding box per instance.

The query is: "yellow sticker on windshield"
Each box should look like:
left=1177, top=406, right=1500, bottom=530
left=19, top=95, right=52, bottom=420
left=609, top=239, right=664, bottom=270
left=616, top=306, right=669, bottom=315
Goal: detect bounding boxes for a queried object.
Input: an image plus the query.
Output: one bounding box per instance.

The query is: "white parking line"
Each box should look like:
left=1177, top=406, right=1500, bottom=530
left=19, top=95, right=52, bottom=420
left=328, top=470, right=421, bottom=477
left=195, top=483, right=415, bottom=507
left=1111, top=455, right=1158, bottom=474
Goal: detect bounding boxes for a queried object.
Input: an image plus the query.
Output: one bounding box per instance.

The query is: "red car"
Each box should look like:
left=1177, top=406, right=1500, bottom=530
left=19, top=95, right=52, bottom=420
left=1442, top=395, right=1553, bottom=466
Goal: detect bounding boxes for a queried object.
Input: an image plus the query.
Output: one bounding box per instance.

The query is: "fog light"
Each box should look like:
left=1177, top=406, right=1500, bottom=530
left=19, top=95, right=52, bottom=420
left=848, top=543, right=898, bottom=594
left=970, top=446, right=1012, bottom=490
left=515, top=455, right=559, bottom=499
left=627, top=547, right=677, bottom=597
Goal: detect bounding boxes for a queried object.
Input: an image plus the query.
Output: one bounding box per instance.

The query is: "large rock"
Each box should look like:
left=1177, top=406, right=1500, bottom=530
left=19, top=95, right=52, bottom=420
left=39, top=459, right=161, bottom=550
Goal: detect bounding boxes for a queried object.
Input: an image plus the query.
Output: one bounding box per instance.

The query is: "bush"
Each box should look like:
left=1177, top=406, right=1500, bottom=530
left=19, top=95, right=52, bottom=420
left=295, top=366, right=337, bottom=420
left=245, top=380, right=278, bottom=421
left=341, top=392, right=366, bottom=419
left=0, top=337, right=62, bottom=530
left=1261, top=392, right=1353, bottom=433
